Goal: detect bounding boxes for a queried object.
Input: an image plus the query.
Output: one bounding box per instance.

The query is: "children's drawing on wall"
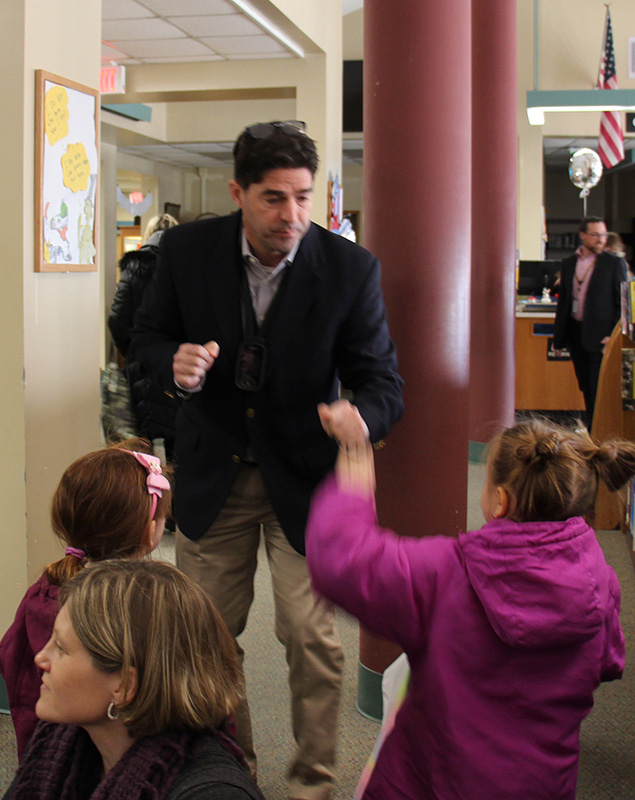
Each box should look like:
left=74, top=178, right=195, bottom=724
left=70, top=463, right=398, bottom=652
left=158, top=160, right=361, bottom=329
left=35, top=71, right=99, bottom=272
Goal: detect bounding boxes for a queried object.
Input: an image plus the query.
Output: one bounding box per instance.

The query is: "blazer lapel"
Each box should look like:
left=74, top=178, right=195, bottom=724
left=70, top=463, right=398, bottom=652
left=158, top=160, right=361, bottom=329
left=261, top=224, right=320, bottom=352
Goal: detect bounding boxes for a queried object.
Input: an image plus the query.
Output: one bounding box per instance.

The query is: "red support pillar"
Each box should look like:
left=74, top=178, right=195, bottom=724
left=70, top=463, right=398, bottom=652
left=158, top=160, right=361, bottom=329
left=469, top=0, right=518, bottom=445
left=359, top=0, right=472, bottom=717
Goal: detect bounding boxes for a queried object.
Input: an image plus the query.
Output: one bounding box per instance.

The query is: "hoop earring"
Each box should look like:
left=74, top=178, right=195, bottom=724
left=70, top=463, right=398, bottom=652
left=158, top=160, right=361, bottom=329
left=107, top=702, right=120, bottom=721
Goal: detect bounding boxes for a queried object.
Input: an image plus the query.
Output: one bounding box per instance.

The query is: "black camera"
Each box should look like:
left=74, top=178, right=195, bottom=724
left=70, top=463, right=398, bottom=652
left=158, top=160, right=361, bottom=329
left=235, top=339, right=267, bottom=391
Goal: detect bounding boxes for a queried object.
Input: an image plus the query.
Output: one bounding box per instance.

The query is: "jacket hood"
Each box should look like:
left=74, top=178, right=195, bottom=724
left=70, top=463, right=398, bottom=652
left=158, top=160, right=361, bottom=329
left=459, top=516, right=609, bottom=649
left=119, top=244, right=159, bottom=274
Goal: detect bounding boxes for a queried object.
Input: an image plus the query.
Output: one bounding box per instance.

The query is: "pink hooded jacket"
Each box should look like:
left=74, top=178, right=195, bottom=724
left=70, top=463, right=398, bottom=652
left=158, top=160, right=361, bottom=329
left=306, top=476, right=624, bottom=800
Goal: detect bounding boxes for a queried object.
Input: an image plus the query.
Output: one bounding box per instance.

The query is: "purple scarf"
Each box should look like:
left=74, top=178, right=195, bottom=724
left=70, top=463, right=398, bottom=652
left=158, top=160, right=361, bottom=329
left=6, top=722, right=243, bottom=800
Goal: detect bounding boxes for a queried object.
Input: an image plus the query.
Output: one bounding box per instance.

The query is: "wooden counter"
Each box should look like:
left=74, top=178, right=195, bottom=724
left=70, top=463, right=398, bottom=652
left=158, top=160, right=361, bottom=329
left=515, top=312, right=585, bottom=411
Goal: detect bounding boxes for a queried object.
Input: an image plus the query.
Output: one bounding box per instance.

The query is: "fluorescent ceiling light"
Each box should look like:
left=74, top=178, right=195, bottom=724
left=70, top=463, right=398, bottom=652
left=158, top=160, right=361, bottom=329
left=230, top=0, right=305, bottom=58
left=527, top=89, right=635, bottom=125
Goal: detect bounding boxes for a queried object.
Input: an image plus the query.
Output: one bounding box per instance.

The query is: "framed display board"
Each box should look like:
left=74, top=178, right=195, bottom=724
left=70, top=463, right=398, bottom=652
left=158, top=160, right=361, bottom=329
left=34, top=70, right=99, bottom=272
left=164, top=201, right=181, bottom=220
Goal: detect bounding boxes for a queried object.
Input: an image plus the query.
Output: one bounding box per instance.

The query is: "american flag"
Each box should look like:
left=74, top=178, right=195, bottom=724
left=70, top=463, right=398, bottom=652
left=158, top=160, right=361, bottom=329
left=597, top=7, right=625, bottom=169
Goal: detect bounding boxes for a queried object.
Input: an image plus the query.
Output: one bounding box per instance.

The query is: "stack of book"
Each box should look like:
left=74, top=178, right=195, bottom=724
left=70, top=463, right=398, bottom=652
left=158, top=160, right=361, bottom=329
left=621, top=349, right=635, bottom=411
left=620, top=280, right=635, bottom=339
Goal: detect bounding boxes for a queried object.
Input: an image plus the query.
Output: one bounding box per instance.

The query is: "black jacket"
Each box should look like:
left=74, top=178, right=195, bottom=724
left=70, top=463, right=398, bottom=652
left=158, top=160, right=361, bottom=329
left=553, top=251, right=627, bottom=352
left=108, top=242, right=178, bottom=442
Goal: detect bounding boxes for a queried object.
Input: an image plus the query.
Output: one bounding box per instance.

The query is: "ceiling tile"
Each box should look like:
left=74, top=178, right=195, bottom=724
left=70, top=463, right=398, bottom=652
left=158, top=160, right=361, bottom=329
left=142, top=0, right=236, bottom=16
left=102, top=0, right=153, bottom=20
left=228, top=51, right=294, bottom=60
left=109, top=38, right=215, bottom=57
left=103, top=17, right=186, bottom=40
left=143, top=54, right=225, bottom=62
left=200, top=35, right=286, bottom=55
left=169, top=14, right=263, bottom=37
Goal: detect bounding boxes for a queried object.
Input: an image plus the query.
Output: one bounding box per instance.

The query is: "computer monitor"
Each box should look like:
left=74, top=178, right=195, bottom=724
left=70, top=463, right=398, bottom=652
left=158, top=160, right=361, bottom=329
left=517, top=260, right=560, bottom=297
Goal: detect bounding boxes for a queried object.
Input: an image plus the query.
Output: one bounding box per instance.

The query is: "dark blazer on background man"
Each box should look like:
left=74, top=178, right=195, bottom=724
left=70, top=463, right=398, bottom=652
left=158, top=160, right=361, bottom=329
left=553, top=251, right=627, bottom=353
left=132, top=212, right=404, bottom=553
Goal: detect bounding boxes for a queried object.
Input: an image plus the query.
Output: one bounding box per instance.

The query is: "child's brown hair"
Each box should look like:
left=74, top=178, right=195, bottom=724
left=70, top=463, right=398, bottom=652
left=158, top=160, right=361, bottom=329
left=488, top=418, right=635, bottom=522
left=45, top=439, right=172, bottom=585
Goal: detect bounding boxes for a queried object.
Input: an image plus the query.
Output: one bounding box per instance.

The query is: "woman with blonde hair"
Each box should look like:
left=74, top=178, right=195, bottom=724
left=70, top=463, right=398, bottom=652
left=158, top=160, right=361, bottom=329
left=3, top=559, right=264, bottom=800
left=605, top=231, right=625, bottom=258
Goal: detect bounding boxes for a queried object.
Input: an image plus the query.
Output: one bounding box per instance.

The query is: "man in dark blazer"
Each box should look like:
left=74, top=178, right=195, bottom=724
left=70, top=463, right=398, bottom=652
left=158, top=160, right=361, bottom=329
left=132, top=122, right=404, bottom=800
left=553, top=216, right=627, bottom=428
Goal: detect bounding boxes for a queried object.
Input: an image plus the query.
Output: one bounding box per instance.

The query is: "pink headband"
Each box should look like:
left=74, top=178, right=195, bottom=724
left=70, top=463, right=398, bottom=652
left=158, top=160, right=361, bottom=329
left=129, top=451, right=171, bottom=519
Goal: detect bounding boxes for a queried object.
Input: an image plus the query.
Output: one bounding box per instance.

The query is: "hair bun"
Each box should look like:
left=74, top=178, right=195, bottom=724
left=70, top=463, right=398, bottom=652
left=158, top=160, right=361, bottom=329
left=516, top=431, right=559, bottom=465
left=536, top=432, right=559, bottom=461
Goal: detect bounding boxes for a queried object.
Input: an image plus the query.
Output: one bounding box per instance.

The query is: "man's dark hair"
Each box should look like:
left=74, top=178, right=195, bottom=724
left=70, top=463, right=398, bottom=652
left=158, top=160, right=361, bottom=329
left=233, top=121, right=319, bottom=189
left=580, top=216, right=605, bottom=232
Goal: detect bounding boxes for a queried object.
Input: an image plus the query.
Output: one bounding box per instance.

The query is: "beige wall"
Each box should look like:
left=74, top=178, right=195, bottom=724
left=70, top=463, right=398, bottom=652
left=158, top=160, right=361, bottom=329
left=540, top=1, right=635, bottom=94
left=1, top=0, right=102, bottom=634
left=343, top=8, right=364, bottom=61
left=0, top=1, right=29, bottom=633
left=166, top=98, right=297, bottom=143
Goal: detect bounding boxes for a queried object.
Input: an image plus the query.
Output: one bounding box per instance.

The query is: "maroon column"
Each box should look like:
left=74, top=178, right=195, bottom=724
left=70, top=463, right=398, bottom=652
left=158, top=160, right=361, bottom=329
left=469, top=0, right=517, bottom=443
left=365, top=0, right=472, bottom=540
left=358, top=1, right=472, bottom=712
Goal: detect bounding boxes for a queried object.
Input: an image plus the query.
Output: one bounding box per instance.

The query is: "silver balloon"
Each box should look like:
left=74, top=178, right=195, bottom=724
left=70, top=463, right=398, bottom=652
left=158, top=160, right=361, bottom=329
left=569, top=148, right=603, bottom=197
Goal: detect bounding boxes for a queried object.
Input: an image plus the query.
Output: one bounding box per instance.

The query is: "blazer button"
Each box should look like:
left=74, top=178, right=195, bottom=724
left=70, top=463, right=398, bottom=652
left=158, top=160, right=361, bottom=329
left=246, top=408, right=256, bottom=419
left=232, top=454, right=241, bottom=463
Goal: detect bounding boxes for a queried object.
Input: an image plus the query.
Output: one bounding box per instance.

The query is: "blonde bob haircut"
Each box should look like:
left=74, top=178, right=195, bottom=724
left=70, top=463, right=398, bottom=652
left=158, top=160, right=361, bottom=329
left=59, top=559, right=242, bottom=739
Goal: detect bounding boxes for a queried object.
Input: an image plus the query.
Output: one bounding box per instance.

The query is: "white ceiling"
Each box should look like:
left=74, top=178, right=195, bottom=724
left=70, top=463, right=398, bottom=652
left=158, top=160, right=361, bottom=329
left=105, top=1, right=365, bottom=168
left=102, top=0, right=296, bottom=64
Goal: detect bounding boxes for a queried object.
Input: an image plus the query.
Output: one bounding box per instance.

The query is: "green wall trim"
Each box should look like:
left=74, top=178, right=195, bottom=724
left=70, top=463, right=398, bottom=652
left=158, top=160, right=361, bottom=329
left=468, top=440, right=487, bottom=465
left=0, top=676, right=9, bottom=714
left=102, top=103, right=152, bottom=122
left=356, top=660, right=383, bottom=722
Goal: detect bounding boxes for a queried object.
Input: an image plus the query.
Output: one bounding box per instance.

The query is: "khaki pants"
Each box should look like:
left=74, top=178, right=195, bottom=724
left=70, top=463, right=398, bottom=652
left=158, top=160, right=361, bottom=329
left=176, top=464, right=343, bottom=800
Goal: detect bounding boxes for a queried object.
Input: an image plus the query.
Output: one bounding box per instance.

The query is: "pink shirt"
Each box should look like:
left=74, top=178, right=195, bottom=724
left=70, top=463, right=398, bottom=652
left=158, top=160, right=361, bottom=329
left=571, top=246, right=596, bottom=321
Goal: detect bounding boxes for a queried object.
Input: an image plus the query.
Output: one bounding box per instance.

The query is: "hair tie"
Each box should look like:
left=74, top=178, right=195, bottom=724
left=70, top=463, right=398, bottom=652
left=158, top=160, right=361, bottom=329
left=65, top=546, right=86, bottom=559
left=129, top=451, right=170, bottom=519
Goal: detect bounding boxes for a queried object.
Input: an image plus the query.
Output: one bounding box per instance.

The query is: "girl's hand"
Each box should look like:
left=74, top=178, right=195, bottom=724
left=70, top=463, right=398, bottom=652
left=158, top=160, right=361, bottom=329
left=335, top=440, right=376, bottom=501
left=318, top=400, right=375, bottom=500
left=317, top=399, right=369, bottom=448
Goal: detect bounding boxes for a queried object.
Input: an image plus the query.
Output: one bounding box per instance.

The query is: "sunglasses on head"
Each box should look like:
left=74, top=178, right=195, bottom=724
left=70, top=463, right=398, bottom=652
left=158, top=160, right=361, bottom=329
left=243, top=121, right=306, bottom=140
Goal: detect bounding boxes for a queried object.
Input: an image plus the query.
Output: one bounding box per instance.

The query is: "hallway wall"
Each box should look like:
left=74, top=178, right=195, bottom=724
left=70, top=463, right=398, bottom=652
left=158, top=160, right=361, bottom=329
left=1, top=0, right=103, bottom=632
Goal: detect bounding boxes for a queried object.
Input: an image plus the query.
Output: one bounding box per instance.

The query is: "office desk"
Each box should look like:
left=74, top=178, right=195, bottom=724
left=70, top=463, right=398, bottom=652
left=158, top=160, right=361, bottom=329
left=515, top=311, right=585, bottom=411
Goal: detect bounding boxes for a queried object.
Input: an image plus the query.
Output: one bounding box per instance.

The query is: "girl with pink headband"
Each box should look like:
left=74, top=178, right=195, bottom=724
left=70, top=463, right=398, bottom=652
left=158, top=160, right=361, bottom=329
left=0, top=439, right=171, bottom=760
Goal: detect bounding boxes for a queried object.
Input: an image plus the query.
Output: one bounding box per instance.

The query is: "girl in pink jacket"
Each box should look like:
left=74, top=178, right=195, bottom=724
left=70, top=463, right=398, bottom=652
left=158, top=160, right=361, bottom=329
left=307, top=414, right=630, bottom=800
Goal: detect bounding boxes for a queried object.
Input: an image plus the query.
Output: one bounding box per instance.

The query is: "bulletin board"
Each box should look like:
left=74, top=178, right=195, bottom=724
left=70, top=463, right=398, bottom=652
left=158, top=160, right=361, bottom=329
left=34, top=70, right=99, bottom=272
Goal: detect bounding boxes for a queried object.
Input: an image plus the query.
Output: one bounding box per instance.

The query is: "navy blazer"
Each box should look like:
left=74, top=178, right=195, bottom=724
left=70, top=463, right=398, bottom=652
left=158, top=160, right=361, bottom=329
left=132, top=213, right=404, bottom=552
left=553, top=251, right=627, bottom=353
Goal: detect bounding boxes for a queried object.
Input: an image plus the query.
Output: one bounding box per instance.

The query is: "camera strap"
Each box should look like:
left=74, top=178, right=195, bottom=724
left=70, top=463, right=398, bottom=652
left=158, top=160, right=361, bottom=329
left=238, top=265, right=260, bottom=340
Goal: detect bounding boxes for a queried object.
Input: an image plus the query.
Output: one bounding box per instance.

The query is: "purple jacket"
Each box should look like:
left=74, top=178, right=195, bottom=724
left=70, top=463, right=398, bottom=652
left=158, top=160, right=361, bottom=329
left=0, top=574, right=60, bottom=760
left=306, top=477, right=625, bottom=800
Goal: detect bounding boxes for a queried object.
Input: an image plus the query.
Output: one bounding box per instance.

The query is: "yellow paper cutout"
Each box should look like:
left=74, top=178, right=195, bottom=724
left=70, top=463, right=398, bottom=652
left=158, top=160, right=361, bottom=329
left=61, top=143, right=90, bottom=193
left=44, top=85, right=69, bottom=146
